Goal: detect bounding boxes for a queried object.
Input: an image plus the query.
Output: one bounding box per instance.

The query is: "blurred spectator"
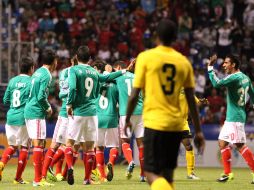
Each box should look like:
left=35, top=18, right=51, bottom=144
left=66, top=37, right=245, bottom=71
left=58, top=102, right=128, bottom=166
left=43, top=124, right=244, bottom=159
left=38, top=12, right=55, bottom=34
left=243, top=2, right=254, bottom=32
left=216, top=19, right=234, bottom=58
left=141, top=0, right=156, bottom=14
left=194, top=69, right=206, bottom=98
left=57, top=43, right=70, bottom=59
left=207, top=88, right=226, bottom=123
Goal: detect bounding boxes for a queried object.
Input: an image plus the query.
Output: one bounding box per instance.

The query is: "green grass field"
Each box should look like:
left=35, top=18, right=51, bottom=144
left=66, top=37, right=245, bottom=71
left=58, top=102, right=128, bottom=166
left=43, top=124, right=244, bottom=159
left=1, top=165, right=254, bottom=190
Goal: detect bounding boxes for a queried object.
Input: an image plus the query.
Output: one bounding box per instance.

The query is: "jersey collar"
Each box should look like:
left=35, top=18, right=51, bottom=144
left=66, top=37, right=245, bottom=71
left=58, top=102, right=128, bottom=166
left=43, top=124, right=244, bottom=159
left=19, top=74, right=29, bottom=77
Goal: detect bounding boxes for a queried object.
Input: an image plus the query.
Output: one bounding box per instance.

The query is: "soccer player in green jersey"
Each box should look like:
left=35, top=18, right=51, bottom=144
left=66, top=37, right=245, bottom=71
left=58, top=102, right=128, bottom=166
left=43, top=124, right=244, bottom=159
left=208, top=54, right=254, bottom=183
left=64, top=46, right=126, bottom=185
left=0, top=57, right=34, bottom=184
left=42, top=58, right=77, bottom=182
left=92, top=62, right=120, bottom=182
left=24, top=49, right=58, bottom=187
left=113, top=60, right=145, bottom=182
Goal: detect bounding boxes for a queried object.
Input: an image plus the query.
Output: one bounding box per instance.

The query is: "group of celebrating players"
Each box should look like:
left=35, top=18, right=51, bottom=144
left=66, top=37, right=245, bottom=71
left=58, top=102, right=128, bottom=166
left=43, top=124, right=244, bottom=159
left=1, top=18, right=254, bottom=190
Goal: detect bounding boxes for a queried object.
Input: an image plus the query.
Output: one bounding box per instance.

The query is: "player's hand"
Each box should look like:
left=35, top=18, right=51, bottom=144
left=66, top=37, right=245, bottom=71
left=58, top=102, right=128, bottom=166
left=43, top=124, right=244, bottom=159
left=47, top=107, right=53, bottom=116
left=208, top=54, right=217, bottom=66
left=126, top=58, right=136, bottom=71
left=124, top=120, right=132, bottom=137
left=105, top=64, right=112, bottom=73
left=194, top=131, right=205, bottom=155
left=67, top=107, right=73, bottom=118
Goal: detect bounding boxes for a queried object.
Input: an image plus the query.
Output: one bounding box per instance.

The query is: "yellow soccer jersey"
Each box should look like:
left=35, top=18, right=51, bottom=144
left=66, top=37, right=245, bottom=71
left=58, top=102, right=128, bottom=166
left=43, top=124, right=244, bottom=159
left=179, top=89, right=199, bottom=131
left=134, top=45, right=195, bottom=131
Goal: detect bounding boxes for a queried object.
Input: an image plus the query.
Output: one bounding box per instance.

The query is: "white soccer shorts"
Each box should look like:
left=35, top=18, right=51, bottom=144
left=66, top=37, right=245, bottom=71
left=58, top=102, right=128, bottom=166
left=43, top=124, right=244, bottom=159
left=67, top=116, right=98, bottom=142
left=52, top=116, right=68, bottom=144
left=119, top=115, right=144, bottom=139
left=5, top=124, right=30, bottom=147
left=25, top=119, right=47, bottom=140
left=96, top=127, right=120, bottom=147
left=219, top=121, right=246, bottom=143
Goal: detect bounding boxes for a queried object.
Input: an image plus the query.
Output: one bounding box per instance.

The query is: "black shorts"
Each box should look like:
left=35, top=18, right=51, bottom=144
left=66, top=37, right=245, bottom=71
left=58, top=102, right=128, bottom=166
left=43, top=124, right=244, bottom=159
left=143, top=127, right=182, bottom=174
left=181, top=130, right=192, bottom=139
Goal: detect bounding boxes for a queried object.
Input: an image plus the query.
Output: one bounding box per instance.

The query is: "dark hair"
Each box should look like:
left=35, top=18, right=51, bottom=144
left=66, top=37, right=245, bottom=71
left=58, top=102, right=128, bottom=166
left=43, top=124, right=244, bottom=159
left=156, top=19, right=177, bottom=45
left=113, top=60, right=126, bottom=69
left=20, top=56, right=35, bottom=74
left=226, top=54, right=241, bottom=69
left=41, top=49, right=57, bottom=65
left=76, top=46, right=90, bottom=63
left=93, top=59, right=106, bottom=72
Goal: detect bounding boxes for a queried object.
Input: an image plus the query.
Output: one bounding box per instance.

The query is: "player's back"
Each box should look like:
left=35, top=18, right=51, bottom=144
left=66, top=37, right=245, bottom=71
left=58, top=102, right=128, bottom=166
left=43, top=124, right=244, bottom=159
left=96, top=82, right=118, bottom=117
left=135, top=46, right=195, bottom=131
left=224, top=72, right=253, bottom=122
left=58, top=67, right=70, bottom=118
left=67, top=64, right=100, bottom=116
left=3, top=74, right=31, bottom=126
left=115, top=71, right=143, bottom=116
left=24, top=67, right=52, bottom=119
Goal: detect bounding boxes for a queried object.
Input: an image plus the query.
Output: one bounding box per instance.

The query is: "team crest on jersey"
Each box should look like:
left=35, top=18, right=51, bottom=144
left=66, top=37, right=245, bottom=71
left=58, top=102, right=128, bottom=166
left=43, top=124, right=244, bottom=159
left=79, top=69, right=82, bottom=74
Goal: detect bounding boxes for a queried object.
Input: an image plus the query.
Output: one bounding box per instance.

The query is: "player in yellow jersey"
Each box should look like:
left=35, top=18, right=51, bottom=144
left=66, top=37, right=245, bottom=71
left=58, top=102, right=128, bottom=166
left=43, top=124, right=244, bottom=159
left=124, top=19, right=205, bottom=190
left=179, top=89, right=208, bottom=180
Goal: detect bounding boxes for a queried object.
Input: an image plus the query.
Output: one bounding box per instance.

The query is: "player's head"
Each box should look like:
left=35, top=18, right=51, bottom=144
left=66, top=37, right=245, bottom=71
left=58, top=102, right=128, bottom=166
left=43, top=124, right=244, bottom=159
left=20, top=56, right=35, bottom=76
left=41, top=49, right=58, bottom=71
left=76, top=46, right=90, bottom=64
left=93, top=59, right=106, bottom=73
left=223, top=54, right=241, bottom=74
left=113, top=61, right=126, bottom=71
left=156, top=19, right=177, bottom=46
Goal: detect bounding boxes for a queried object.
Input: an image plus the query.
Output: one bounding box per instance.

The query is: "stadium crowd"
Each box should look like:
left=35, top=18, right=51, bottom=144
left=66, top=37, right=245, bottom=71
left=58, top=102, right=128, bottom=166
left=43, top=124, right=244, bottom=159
left=2, top=0, right=254, bottom=125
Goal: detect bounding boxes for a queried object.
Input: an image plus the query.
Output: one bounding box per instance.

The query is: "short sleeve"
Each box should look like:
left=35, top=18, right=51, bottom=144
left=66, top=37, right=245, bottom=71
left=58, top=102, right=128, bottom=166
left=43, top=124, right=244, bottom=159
left=133, top=52, right=146, bottom=88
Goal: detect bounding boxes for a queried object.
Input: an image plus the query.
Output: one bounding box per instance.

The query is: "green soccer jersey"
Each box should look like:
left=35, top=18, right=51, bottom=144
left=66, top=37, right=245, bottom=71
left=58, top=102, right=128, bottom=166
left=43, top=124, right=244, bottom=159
left=97, top=82, right=119, bottom=128
left=24, top=66, right=52, bottom=119
left=115, top=71, right=143, bottom=116
left=3, top=74, right=31, bottom=126
left=208, top=69, right=254, bottom=123
left=66, top=63, right=123, bottom=116
left=58, top=68, right=69, bottom=118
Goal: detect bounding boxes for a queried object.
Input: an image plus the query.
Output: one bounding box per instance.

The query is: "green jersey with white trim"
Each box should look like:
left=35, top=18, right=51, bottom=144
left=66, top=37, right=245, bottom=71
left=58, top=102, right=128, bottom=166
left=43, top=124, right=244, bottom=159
left=24, top=66, right=52, bottom=119
left=97, top=82, right=119, bottom=128
left=115, top=71, right=143, bottom=116
left=58, top=68, right=69, bottom=118
left=208, top=69, right=254, bottom=123
left=66, top=64, right=123, bottom=116
left=3, top=74, right=31, bottom=126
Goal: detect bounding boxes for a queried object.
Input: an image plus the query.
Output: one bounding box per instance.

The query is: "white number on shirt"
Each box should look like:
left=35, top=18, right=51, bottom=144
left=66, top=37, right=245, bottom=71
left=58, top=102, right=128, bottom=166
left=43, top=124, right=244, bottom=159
left=99, top=90, right=108, bottom=109
left=13, top=89, right=21, bottom=107
left=238, top=86, right=249, bottom=106
left=85, top=77, right=93, bottom=97
left=125, top=79, right=133, bottom=96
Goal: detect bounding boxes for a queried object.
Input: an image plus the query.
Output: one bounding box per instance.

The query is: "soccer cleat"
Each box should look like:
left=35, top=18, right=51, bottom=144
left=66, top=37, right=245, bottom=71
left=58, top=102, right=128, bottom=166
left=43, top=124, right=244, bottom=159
left=91, top=168, right=101, bottom=182
left=251, top=173, right=254, bottom=184
left=32, top=179, right=54, bottom=186
left=140, top=176, right=146, bottom=182
left=47, top=167, right=57, bottom=182
left=217, top=173, right=234, bottom=182
left=56, top=173, right=64, bottom=181
left=0, top=161, right=4, bottom=181
left=13, top=179, right=29, bottom=184
left=106, top=163, right=113, bottom=181
left=67, top=168, right=74, bottom=185
left=187, top=173, right=200, bottom=180
left=126, top=161, right=135, bottom=179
